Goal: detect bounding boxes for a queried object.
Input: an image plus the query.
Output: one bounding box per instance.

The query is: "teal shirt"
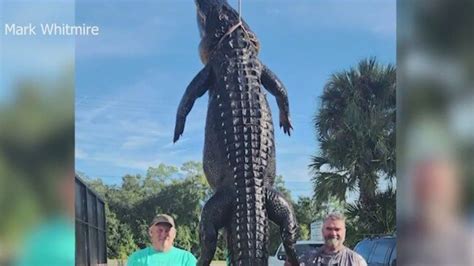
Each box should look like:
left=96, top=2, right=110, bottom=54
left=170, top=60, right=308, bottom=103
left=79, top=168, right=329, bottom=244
left=127, top=246, right=197, bottom=266
left=15, top=216, right=75, bottom=266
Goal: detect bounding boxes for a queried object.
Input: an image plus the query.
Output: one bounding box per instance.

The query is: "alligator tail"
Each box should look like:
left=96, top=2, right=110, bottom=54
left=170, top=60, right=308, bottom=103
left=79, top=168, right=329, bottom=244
left=229, top=139, right=268, bottom=266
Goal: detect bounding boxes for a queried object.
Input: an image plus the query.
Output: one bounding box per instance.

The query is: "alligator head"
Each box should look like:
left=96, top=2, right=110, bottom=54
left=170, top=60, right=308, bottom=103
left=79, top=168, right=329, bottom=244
left=194, top=0, right=260, bottom=64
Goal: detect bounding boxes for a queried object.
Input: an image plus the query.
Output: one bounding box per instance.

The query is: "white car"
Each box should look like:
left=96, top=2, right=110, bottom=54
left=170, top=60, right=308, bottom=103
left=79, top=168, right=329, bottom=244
left=269, top=240, right=324, bottom=266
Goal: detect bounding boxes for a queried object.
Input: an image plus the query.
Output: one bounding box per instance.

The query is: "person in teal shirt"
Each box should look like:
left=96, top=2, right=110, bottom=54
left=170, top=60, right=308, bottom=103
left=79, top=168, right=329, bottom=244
left=127, top=214, right=197, bottom=266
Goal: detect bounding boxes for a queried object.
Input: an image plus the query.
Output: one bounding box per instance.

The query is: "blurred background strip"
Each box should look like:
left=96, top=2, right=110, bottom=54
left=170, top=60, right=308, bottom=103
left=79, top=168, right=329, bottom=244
left=0, top=0, right=75, bottom=265
left=398, top=0, right=474, bottom=265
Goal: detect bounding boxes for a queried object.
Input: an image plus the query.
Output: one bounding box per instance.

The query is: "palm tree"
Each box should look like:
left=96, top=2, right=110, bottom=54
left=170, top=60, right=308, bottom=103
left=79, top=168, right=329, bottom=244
left=310, top=58, right=396, bottom=206
left=344, top=187, right=396, bottom=247
left=346, top=187, right=396, bottom=234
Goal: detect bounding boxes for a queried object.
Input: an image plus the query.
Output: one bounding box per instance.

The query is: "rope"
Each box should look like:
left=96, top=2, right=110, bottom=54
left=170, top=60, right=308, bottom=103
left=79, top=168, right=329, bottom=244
left=208, top=0, right=252, bottom=60
left=238, top=0, right=242, bottom=23
left=216, top=20, right=242, bottom=48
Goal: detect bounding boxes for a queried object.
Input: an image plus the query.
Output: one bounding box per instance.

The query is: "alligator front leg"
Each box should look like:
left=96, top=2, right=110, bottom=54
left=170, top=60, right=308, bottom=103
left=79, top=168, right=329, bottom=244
left=266, top=188, right=299, bottom=266
left=261, top=64, right=293, bottom=135
left=174, top=64, right=213, bottom=142
left=198, top=188, right=233, bottom=266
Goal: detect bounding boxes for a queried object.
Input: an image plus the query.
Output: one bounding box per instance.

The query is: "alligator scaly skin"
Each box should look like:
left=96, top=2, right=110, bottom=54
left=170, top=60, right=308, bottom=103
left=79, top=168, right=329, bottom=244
left=174, top=1, right=299, bottom=265
left=210, top=25, right=270, bottom=265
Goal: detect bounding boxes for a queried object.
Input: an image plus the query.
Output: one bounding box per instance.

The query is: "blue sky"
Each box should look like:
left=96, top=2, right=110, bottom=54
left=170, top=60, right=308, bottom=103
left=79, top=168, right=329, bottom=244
left=1, top=0, right=75, bottom=103
left=75, top=0, right=396, bottom=200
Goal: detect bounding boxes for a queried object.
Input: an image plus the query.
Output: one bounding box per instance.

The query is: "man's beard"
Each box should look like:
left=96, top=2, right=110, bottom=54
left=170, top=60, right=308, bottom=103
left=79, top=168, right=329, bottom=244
left=325, top=237, right=341, bottom=248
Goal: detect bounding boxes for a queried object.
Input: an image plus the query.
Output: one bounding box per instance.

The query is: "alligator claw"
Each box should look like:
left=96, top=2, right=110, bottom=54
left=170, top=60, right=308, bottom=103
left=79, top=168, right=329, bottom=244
left=279, top=113, right=293, bottom=136
left=173, top=133, right=181, bottom=143
left=173, top=118, right=185, bottom=143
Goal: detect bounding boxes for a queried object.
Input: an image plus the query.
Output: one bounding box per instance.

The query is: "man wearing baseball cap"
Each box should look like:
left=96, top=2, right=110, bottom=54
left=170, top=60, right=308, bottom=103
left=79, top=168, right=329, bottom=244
left=127, top=214, right=197, bottom=266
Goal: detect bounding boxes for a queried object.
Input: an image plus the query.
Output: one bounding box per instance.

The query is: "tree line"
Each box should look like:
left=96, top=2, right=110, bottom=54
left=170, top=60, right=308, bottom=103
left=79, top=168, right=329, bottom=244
left=82, top=162, right=322, bottom=260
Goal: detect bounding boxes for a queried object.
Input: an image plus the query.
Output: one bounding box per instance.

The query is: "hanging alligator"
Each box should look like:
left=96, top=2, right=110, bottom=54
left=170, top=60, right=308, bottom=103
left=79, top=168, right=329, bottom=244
left=173, top=0, right=299, bottom=265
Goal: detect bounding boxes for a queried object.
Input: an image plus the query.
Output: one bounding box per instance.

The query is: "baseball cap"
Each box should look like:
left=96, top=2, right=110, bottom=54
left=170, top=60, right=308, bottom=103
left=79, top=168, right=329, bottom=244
left=150, top=214, right=175, bottom=227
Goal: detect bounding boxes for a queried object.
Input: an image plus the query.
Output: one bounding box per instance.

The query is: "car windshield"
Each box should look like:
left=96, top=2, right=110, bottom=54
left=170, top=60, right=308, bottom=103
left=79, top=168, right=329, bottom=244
left=278, top=243, right=323, bottom=257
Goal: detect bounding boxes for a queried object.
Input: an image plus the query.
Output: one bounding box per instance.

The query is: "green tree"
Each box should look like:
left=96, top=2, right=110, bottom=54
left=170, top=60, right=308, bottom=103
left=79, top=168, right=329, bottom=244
left=180, top=161, right=203, bottom=177
left=310, top=58, right=396, bottom=206
left=274, top=174, right=292, bottom=200
left=293, top=197, right=316, bottom=240
left=143, top=163, right=178, bottom=197
left=82, top=161, right=302, bottom=261
left=345, top=187, right=396, bottom=247
left=118, top=174, right=146, bottom=206
left=181, top=161, right=213, bottom=201
left=82, top=161, right=209, bottom=259
left=146, top=163, right=178, bottom=181
left=106, top=207, right=137, bottom=259
left=313, top=196, right=346, bottom=221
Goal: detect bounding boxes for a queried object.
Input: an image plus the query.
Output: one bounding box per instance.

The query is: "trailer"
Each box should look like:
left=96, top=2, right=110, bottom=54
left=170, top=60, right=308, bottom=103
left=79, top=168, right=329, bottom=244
left=75, top=175, right=107, bottom=266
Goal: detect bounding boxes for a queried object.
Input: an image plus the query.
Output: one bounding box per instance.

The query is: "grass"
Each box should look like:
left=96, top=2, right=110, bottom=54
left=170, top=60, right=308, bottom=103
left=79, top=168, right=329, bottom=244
left=210, top=261, right=227, bottom=266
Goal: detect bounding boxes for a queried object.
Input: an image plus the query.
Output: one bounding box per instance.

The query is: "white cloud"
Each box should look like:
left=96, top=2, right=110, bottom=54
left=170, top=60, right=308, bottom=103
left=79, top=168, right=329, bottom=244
left=277, top=143, right=313, bottom=157
left=1, top=2, right=75, bottom=92
left=75, top=4, right=190, bottom=59
left=84, top=153, right=161, bottom=171
left=262, top=0, right=396, bottom=39
left=278, top=163, right=312, bottom=182
left=75, top=148, right=88, bottom=160
left=121, top=135, right=157, bottom=150
left=76, top=98, right=118, bottom=124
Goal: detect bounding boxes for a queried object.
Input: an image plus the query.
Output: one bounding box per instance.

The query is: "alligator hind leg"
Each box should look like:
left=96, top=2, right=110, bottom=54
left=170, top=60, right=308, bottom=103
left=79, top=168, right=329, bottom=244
left=198, top=188, right=233, bottom=266
left=266, top=188, right=299, bottom=266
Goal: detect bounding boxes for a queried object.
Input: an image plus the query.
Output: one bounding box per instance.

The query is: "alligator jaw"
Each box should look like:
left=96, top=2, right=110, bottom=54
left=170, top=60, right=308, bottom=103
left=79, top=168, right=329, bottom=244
left=195, top=0, right=242, bottom=65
